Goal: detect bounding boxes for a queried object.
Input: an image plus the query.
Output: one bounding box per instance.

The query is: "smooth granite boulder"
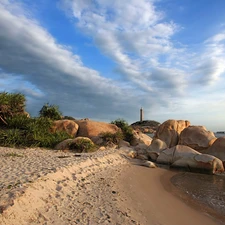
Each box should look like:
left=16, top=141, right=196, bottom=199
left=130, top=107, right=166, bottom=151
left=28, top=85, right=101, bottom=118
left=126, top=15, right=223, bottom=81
left=130, top=130, right=152, bottom=146
left=154, top=119, right=190, bottom=148
left=147, top=138, right=167, bottom=161
left=76, top=120, right=120, bottom=138
left=205, top=137, right=225, bottom=166
left=156, top=145, right=224, bottom=174
left=179, top=126, right=216, bottom=151
left=51, top=120, right=79, bottom=137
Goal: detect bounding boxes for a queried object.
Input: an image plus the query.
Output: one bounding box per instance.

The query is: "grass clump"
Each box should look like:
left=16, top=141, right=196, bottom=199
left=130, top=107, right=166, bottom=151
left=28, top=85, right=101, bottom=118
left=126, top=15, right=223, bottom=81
left=111, top=118, right=134, bottom=143
left=3, top=152, right=23, bottom=157
left=69, top=138, right=96, bottom=153
left=100, top=131, right=124, bottom=145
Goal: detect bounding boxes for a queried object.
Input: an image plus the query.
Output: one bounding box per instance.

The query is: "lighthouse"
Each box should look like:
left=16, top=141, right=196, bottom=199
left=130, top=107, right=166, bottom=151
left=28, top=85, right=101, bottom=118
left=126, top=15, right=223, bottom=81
left=140, top=107, right=143, bottom=122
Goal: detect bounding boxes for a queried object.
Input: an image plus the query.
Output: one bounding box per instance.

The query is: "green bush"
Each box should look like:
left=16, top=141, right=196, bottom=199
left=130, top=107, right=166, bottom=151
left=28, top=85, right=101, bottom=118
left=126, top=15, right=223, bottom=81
left=0, top=117, right=71, bottom=148
left=39, top=103, right=62, bottom=120
left=111, top=118, right=134, bottom=143
left=0, top=92, right=26, bottom=126
left=100, top=131, right=124, bottom=144
left=0, top=129, right=23, bottom=147
left=6, top=114, right=31, bottom=130
left=69, top=138, right=96, bottom=153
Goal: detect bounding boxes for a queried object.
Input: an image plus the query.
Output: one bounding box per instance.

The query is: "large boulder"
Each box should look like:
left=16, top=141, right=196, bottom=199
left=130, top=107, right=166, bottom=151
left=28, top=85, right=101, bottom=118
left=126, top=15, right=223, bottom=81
left=205, top=137, right=225, bottom=166
left=51, top=120, right=79, bottom=137
left=76, top=120, right=120, bottom=138
left=172, top=154, right=224, bottom=174
left=130, top=130, right=152, bottom=146
left=147, top=138, right=167, bottom=161
left=156, top=145, right=224, bottom=174
left=178, top=126, right=216, bottom=151
left=154, top=120, right=190, bottom=148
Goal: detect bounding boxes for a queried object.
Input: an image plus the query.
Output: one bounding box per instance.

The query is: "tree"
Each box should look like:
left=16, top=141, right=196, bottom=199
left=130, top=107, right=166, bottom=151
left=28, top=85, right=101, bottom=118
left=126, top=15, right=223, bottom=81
left=39, top=103, right=62, bottom=120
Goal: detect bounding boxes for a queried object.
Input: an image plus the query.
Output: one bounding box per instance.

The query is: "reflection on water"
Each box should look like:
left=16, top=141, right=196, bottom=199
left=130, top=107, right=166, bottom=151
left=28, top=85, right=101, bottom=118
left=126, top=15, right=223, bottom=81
left=171, top=172, right=225, bottom=217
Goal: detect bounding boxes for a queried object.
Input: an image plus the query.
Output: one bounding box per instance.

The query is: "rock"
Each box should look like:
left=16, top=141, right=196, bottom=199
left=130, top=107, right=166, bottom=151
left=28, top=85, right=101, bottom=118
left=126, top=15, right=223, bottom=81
left=156, top=145, right=224, bottom=174
left=172, top=154, right=224, bottom=174
left=134, top=143, right=148, bottom=152
left=147, top=138, right=168, bottom=161
left=130, top=130, right=152, bottom=146
left=118, top=140, right=130, bottom=148
left=134, top=144, right=148, bottom=160
left=139, top=161, right=157, bottom=168
left=178, top=126, right=216, bottom=151
left=55, top=139, right=74, bottom=150
left=76, top=120, right=120, bottom=138
left=119, top=146, right=137, bottom=158
left=128, top=150, right=138, bottom=158
left=154, top=119, right=190, bottom=148
left=98, top=146, right=106, bottom=151
left=51, top=120, right=79, bottom=137
left=136, top=154, right=148, bottom=160
left=91, top=136, right=104, bottom=145
left=205, top=137, right=225, bottom=166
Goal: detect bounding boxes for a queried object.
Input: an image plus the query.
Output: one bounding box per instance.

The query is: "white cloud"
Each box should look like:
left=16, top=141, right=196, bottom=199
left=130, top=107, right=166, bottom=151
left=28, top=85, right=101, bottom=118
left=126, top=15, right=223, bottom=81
left=0, top=0, right=141, bottom=119
left=1, top=0, right=225, bottom=130
left=191, top=31, right=225, bottom=85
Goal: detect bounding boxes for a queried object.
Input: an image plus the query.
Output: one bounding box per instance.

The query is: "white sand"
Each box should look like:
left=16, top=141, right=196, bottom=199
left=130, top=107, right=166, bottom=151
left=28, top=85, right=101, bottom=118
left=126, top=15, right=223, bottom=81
left=0, top=147, right=223, bottom=225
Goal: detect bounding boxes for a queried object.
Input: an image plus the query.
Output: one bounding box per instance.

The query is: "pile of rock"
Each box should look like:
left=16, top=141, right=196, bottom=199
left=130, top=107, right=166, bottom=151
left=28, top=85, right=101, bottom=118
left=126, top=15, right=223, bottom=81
left=146, top=119, right=225, bottom=174
left=52, top=118, right=225, bottom=174
left=52, top=119, right=153, bottom=152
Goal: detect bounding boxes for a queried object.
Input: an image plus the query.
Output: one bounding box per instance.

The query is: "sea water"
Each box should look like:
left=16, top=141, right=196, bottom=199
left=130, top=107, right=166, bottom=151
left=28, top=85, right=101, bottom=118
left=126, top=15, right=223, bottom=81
left=171, top=172, right=225, bottom=220
left=170, top=133, right=225, bottom=221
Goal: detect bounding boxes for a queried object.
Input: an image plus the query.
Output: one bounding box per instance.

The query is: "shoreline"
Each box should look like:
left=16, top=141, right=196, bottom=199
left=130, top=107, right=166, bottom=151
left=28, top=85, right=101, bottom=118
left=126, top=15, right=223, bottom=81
left=0, top=147, right=224, bottom=224
left=117, top=162, right=224, bottom=225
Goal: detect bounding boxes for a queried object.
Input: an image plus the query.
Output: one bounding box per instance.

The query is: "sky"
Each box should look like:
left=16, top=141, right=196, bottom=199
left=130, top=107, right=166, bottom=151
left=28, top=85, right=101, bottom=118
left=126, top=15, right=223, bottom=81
left=0, top=0, right=225, bottom=131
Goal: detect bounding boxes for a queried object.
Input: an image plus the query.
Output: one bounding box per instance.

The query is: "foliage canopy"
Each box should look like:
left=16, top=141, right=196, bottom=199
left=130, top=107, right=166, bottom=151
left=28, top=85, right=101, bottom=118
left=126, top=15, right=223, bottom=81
left=39, top=103, right=62, bottom=120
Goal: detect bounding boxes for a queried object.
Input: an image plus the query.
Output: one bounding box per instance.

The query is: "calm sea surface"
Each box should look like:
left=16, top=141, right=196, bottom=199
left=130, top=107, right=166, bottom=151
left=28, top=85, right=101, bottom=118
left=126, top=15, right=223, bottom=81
left=170, top=133, right=225, bottom=222
left=171, top=172, right=225, bottom=220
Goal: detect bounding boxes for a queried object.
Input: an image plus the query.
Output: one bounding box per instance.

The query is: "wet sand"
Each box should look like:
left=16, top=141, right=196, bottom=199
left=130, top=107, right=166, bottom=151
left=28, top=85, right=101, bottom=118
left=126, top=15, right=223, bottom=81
left=118, top=163, right=224, bottom=225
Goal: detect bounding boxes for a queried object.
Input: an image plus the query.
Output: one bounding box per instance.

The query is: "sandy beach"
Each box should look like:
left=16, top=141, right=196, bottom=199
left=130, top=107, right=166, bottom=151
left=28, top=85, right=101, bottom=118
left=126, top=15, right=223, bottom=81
left=0, top=147, right=224, bottom=225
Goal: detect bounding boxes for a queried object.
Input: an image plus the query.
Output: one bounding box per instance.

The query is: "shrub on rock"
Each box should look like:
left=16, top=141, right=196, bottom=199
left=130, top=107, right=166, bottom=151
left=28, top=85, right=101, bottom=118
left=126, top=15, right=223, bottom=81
left=111, top=118, right=134, bottom=143
left=55, top=137, right=96, bottom=153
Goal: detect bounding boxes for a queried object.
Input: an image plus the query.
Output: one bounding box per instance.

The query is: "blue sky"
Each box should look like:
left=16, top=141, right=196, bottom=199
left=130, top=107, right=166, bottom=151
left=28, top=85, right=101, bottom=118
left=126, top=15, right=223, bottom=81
left=0, top=0, right=225, bottom=131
